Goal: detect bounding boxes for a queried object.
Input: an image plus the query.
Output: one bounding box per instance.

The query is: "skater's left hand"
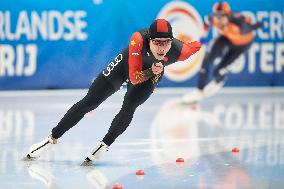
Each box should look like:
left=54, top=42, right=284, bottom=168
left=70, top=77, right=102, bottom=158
left=152, top=62, right=164, bottom=75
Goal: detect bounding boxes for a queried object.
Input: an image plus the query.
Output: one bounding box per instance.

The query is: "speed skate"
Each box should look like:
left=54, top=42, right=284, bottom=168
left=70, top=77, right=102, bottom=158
left=80, top=141, right=109, bottom=166
left=181, top=80, right=225, bottom=104
left=23, top=134, right=57, bottom=160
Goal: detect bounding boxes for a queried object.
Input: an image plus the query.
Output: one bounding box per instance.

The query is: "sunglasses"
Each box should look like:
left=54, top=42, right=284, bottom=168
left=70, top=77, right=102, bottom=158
left=151, top=39, right=173, bottom=46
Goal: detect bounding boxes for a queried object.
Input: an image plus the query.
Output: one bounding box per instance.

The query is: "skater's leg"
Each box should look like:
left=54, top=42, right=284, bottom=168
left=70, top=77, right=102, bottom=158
left=197, top=36, right=230, bottom=90
left=181, top=37, right=230, bottom=103
left=102, top=81, right=155, bottom=146
left=204, top=43, right=252, bottom=97
left=181, top=36, right=230, bottom=104
left=52, top=49, right=128, bottom=139
left=52, top=74, right=116, bottom=139
left=26, top=49, right=128, bottom=160
left=26, top=75, right=117, bottom=159
left=83, top=81, right=155, bottom=163
left=213, top=43, right=251, bottom=84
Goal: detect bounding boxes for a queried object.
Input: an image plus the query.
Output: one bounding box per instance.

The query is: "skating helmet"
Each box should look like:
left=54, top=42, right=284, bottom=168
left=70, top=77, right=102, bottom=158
left=149, top=19, right=173, bottom=39
left=212, top=1, right=231, bottom=16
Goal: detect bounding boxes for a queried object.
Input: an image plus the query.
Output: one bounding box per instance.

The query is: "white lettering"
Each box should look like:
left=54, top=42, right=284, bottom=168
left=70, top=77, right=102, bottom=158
left=0, top=45, right=15, bottom=76
left=24, top=44, right=37, bottom=76
left=102, top=54, right=123, bottom=77
left=257, top=11, right=270, bottom=40
left=0, top=12, right=4, bottom=40
left=15, top=45, right=24, bottom=76
left=0, top=10, right=88, bottom=41
left=15, top=11, right=31, bottom=40
left=275, top=43, right=284, bottom=73
left=63, top=11, right=75, bottom=41
left=74, top=11, right=87, bottom=40
left=31, top=11, right=48, bottom=40
left=260, top=43, right=274, bottom=73
left=48, top=11, right=63, bottom=40
left=0, top=44, right=37, bottom=77
left=270, top=11, right=283, bottom=39
left=248, top=43, right=259, bottom=73
left=4, top=11, right=15, bottom=40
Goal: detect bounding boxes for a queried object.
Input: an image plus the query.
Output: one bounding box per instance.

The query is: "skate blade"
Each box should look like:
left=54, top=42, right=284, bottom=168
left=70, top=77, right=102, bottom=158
left=22, top=155, right=38, bottom=161
left=80, top=160, right=93, bottom=166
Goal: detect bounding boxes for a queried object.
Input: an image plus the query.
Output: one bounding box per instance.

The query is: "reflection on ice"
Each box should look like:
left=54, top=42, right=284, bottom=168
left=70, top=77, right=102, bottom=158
left=28, top=164, right=62, bottom=189
left=0, top=89, right=283, bottom=188
left=150, top=96, right=284, bottom=168
left=0, top=110, right=35, bottom=142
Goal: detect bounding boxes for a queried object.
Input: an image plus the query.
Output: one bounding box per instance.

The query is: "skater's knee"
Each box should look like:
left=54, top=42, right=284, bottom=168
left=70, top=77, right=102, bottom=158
left=73, top=96, right=98, bottom=113
left=213, top=67, right=227, bottom=78
left=199, top=68, right=208, bottom=74
left=202, top=53, right=215, bottom=65
left=113, top=107, right=135, bottom=131
left=121, top=101, right=138, bottom=114
left=119, top=108, right=135, bottom=121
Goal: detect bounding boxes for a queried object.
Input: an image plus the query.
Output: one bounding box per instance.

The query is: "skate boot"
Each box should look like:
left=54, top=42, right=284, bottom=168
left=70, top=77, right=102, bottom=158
left=24, top=134, right=57, bottom=160
left=81, top=141, right=109, bottom=166
left=181, top=89, right=204, bottom=104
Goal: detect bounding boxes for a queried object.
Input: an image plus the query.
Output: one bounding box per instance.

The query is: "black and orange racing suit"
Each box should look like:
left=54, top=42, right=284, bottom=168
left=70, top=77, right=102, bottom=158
left=51, top=29, right=201, bottom=146
left=198, top=12, right=263, bottom=89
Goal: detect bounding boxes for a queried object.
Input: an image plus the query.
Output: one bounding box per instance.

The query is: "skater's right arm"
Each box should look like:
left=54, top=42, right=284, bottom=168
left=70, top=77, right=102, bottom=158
left=128, top=32, right=157, bottom=85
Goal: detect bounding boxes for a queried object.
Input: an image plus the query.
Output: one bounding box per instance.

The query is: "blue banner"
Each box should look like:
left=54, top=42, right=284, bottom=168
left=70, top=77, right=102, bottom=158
left=0, top=0, right=283, bottom=89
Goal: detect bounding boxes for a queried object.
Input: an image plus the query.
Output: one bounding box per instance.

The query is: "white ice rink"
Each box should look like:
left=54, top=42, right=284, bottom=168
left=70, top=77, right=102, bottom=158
left=0, top=88, right=284, bottom=189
